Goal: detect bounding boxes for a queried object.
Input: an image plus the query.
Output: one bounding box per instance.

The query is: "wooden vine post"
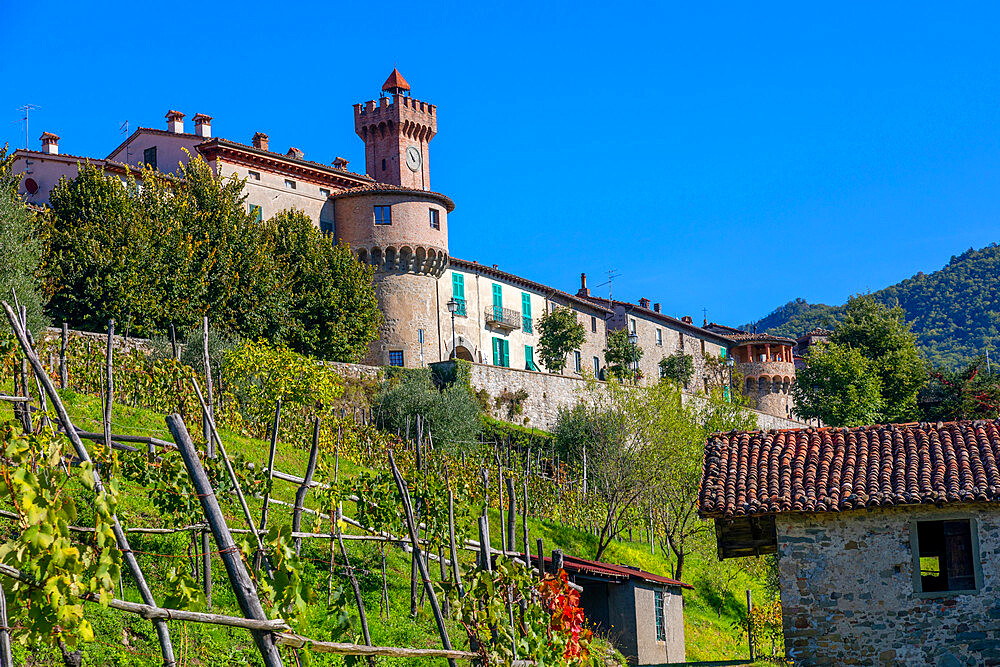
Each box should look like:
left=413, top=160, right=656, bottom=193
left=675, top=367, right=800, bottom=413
left=166, top=414, right=284, bottom=667
left=1, top=302, right=178, bottom=667
left=388, top=451, right=458, bottom=667
left=0, top=578, right=11, bottom=667
left=202, top=316, right=214, bottom=455
left=59, top=322, right=68, bottom=390
left=505, top=476, right=516, bottom=553
left=256, top=399, right=282, bottom=570
left=104, top=320, right=114, bottom=467
left=292, top=418, right=321, bottom=556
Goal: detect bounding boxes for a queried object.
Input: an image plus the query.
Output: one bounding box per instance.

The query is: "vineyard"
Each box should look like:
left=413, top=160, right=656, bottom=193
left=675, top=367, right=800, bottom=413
left=0, top=305, right=765, bottom=665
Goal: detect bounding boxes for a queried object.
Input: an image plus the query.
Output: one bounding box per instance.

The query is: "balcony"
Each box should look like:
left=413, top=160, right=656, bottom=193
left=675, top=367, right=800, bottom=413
left=485, top=306, right=522, bottom=331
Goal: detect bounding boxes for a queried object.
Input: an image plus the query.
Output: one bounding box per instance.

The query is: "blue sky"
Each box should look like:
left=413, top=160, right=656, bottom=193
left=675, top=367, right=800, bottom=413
left=4, top=1, right=1000, bottom=326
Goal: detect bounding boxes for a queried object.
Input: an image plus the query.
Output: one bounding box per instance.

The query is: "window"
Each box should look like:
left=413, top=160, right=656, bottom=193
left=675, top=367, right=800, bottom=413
left=630, top=318, right=636, bottom=334
left=320, top=188, right=331, bottom=197
left=388, top=350, right=404, bottom=367
left=522, top=293, right=533, bottom=333
left=248, top=204, right=262, bottom=222
left=679, top=333, right=685, bottom=350
left=143, top=146, right=157, bottom=170
left=574, top=350, right=582, bottom=373
left=374, top=205, right=392, bottom=225
left=591, top=316, right=597, bottom=333
left=492, top=337, right=510, bottom=367
left=451, top=273, right=467, bottom=316
left=381, top=158, right=386, bottom=171
left=284, top=179, right=296, bottom=190
left=913, top=519, right=979, bottom=594
left=654, top=590, right=666, bottom=641
left=656, top=329, right=662, bottom=346
left=247, top=170, right=261, bottom=180
left=525, top=345, right=538, bottom=371
left=429, top=208, right=440, bottom=230
left=492, top=284, right=503, bottom=320
left=593, top=356, right=600, bottom=376
left=701, top=339, right=706, bottom=354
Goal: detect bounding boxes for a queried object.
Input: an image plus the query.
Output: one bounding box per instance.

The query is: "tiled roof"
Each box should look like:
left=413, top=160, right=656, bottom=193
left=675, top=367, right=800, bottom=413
left=533, top=554, right=692, bottom=589
left=699, top=420, right=1000, bottom=519
left=330, top=183, right=455, bottom=212
left=449, top=258, right=612, bottom=314
left=382, top=68, right=410, bottom=91
left=723, top=332, right=796, bottom=344
left=583, top=297, right=733, bottom=344
left=197, top=138, right=373, bottom=185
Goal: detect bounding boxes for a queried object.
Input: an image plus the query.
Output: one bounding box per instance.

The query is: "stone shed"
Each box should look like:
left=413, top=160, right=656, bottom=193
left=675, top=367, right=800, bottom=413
left=541, top=553, right=691, bottom=665
left=698, top=420, right=1000, bottom=666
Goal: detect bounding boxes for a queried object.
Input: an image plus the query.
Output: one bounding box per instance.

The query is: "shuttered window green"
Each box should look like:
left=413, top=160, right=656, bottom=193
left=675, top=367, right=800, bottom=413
left=452, top=272, right=466, bottom=316
left=492, top=337, right=509, bottom=367
left=525, top=345, right=537, bottom=371
left=492, top=284, right=503, bottom=321
left=522, top=293, right=533, bottom=333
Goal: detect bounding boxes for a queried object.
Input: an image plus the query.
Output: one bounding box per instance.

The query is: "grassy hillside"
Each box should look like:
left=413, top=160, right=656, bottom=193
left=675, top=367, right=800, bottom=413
left=0, top=386, right=765, bottom=665
left=744, top=243, right=1000, bottom=369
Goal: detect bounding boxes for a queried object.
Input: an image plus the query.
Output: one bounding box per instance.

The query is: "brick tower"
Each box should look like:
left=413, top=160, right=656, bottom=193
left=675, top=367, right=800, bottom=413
left=338, top=71, right=453, bottom=367
left=353, top=69, right=437, bottom=190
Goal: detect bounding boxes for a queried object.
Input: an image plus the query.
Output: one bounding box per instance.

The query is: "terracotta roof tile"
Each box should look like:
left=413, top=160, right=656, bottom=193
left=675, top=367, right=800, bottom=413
left=532, top=554, right=692, bottom=589
left=330, top=183, right=455, bottom=212
left=382, top=68, right=410, bottom=91
left=698, top=420, right=1000, bottom=519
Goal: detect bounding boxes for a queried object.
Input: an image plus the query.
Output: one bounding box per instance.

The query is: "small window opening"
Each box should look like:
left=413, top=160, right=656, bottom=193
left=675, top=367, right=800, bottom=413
left=915, top=519, right=977, bottom=593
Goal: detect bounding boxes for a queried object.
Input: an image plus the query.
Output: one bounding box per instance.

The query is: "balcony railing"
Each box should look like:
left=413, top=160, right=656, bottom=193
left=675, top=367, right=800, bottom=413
left=485, top=306, right=522, bottom=331
left=454, top=298, right=467, bottom=317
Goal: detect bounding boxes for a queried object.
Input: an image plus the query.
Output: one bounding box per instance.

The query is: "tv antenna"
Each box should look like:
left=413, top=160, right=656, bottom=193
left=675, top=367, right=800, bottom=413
left=15, top=104, right=40, bottom=149
left=120, top=120, right=130, bottom=164
left=592, top=269, right=621, bottom=311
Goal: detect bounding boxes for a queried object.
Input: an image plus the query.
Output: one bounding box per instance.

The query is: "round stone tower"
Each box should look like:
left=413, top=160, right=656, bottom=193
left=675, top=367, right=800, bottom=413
left=337, top=71, right=454, bottom=367
left=729, top=334, right=798, bottom=419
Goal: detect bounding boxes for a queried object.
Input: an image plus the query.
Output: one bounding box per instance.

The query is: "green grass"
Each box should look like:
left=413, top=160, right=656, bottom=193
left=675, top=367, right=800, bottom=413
left=1, top=387, right=763, bottom=665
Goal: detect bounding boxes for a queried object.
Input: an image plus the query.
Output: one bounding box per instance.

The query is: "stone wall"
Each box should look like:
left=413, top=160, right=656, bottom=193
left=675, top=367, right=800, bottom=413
left=776, top=503, right=1000, bottom=665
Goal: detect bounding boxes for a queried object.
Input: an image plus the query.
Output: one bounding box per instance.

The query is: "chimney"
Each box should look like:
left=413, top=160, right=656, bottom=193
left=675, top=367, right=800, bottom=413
left=681, top=315, right=693, bottom=324
left=577, top=273, right=590, bottom=297
left=639, top=298, right=651, bottom=309
left=252, top=132, right=269, bottom=151
left=39, top=132, right=60, bottom=155
left=333, top=156, right=349, bottom=169
left=192, top=113, right=212, bottom=138
left=653, top=303, right=661, bottom=313
left=165, top=110, right=185, bottom=134
left=286, top=147, right=304, bottom=160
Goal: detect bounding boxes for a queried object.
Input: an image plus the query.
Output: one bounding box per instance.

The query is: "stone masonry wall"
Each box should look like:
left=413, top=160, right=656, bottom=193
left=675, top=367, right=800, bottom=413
left=776, top=503, right=1000, bottom=666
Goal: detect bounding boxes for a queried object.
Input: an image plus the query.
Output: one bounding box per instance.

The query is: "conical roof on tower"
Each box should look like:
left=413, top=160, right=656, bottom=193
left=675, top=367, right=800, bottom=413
left=382, top=68, right=411, bottom=93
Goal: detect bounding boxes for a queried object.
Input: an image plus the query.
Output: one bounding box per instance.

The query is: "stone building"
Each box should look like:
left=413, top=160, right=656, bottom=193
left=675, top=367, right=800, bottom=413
left=544, top=553, right=690, bottom=665
left=699, top=420, right=1000, bottom=665
left=10, top=69, right=807, bottom=423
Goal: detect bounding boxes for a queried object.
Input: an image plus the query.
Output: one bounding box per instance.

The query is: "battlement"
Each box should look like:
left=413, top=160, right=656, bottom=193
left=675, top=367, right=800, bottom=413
left=353, top=94, right=436, bottom=119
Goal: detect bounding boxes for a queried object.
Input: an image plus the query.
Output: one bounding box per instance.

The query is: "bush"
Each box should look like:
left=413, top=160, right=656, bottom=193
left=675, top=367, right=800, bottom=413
left=481, top=416, right=553, bottom=451
left=0, top=146, right=46, bottom=335
left=373, top=365, right=482, bottom=453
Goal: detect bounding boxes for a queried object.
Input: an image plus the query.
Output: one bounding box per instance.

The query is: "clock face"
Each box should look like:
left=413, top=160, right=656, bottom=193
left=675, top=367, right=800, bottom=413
left=405, top=146, right=422, bottom=172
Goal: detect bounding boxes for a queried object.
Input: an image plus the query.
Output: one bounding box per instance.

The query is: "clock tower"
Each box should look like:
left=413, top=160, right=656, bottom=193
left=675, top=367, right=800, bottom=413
left=354, top=69, right=437, bottom=190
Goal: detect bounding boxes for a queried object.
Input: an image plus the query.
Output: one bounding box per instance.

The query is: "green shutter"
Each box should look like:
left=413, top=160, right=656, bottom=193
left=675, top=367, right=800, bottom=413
left=525, top=345, right=537, bottom=371
left=493, top=284, right=502, bottom=309
left=501, top=339, right=510, bottom=367
left=521, top=293, right=531, bottom=318
left=452, top=272, right=465, bottom=300
left=492, top=337, right=499, bottom=366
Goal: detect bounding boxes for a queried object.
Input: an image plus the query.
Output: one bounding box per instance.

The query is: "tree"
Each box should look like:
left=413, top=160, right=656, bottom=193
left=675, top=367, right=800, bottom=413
left=792, top=294, right=926, bottom=426
left=0, top=146, right=46, bottom=334
left=650, top=382, right=754, bottom=579
left=919, top=357, right=1000, bottom=421
left=604, top=328, right=643, bottom=380
left=536, top=307, right=585, bottom=374
left=659, top=350, right=694, bottom=386
left=265, top=209, right=381, bottom=361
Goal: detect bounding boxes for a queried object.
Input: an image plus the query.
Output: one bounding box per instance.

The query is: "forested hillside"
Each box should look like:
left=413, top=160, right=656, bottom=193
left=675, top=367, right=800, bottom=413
left=744, top=243, right=1000, bottom=369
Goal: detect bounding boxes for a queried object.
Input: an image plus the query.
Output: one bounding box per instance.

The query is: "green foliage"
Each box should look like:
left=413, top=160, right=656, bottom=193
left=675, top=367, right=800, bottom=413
left=0, top=146, right=46, bottom=335
left=793, top=295, right=926, bottom=425
left=480, top=416, right=553, bottom=451
left=42, top=159, right=379, bottom=361
left=265, top=209, right=382, bottom=362
left=373, top=366, right=482, bottom=452
left=0, top=423, right=121, bottom=649
left=452, top=558, right=593, bottom=666
left=746, top=243, right=1000, bottom=369
left=536, top=307, right=585, bottom=374
left=920, top=357, right=1000, bottom=421
left=659, top=350, right=694, bottom=386
left=604, top=328, right=642, bottom=380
